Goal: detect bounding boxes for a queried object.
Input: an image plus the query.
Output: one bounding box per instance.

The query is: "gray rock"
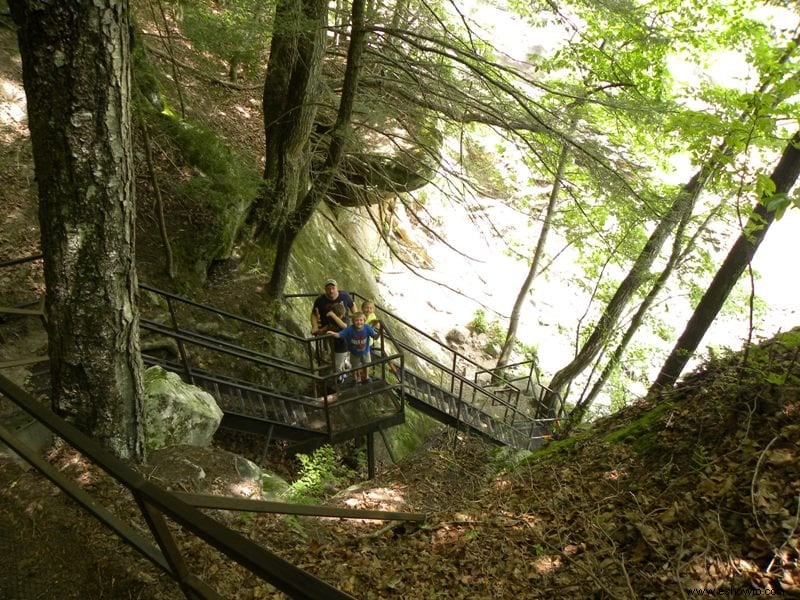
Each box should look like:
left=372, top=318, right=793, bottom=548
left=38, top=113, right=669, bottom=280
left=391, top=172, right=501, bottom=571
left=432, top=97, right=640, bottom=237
left=143, top=366, right=223, bottom=453
left=483, top=342, right=502, bottom=358
left=445, top=326, right=469, bottom=345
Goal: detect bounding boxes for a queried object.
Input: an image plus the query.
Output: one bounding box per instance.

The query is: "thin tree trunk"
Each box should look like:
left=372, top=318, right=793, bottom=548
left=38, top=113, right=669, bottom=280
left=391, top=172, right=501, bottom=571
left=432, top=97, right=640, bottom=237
left=140, top=119, right=175, bottom=279
left=570, top=193, right=696, bottom=423
left=543, top=168, right=709, bottom=415
left=496, top=141, right=569, bottom=369
left=652, top=130, right=800, bottom=389
left=540, top=36, right=800, bottom=416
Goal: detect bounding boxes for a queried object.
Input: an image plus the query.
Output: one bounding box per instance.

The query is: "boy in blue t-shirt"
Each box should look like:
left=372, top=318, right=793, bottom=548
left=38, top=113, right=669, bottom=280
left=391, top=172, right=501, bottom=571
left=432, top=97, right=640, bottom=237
left=327, top=312, right=379, bottom=384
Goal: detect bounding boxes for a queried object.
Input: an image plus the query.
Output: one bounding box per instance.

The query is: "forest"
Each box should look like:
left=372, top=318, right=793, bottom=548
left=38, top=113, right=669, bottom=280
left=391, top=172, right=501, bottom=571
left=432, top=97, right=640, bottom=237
left=0, top=0, right=799, bottom=597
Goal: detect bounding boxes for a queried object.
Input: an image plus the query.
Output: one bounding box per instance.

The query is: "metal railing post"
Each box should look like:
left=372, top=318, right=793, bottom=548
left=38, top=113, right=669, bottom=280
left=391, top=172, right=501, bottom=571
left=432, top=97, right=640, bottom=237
left=450, top=353, right=457, bottom=394
left=165, top=296, right=193, bottom=384
left=323, top=381, right=333, bottom=437
left=134, top=496, right=213, bottom=600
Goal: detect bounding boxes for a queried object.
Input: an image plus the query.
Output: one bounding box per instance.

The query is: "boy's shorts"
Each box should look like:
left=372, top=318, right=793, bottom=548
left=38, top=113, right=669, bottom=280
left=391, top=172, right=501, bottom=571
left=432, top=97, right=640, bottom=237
left=350, top=352, right=371, bottom=368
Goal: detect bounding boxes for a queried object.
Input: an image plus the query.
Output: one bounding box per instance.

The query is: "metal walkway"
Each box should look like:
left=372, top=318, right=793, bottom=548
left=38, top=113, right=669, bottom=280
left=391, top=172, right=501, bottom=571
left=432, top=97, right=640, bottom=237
left=2, top=255, right=557, bottom=457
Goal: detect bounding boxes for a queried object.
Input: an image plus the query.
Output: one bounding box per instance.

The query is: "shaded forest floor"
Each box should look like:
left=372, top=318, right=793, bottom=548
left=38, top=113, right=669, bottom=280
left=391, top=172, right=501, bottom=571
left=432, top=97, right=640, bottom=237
left=2, top=334, right=800, bottom=598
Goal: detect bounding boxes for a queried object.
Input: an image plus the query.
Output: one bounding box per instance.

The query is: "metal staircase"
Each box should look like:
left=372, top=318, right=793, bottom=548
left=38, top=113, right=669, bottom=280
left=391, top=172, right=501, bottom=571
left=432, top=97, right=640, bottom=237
left=141, top=357, right=329, bottom=442
left=135, top=285, right=408, bottom=454
left=400, top=369, right=542, bottom=448
left=2, top=255, right=557, bottom=457
left=360, top=299, right=560, bottom=451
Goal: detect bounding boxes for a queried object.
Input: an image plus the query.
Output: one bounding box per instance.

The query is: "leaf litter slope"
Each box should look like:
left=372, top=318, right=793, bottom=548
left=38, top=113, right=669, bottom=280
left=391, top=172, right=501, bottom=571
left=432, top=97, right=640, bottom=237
left=267, top=329, right=800, bottom=599
left=2, top=329, right=799, bottom=599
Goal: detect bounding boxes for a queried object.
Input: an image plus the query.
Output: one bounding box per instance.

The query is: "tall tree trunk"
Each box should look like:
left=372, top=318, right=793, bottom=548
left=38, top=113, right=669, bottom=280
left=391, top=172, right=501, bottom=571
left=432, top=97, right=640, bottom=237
left=10, top=0, right=145, bottom=460
left=652, top=131, right=800, bottom=389
left=541, top=37, right=800, bottom=416
left=544, top=168, right=709, bottom=415
left=569, top=193, right=696, bottom=423
left=496, top=141, right=569, bottom=369
left=266, top=0, right=368, bottom=298
left=246, top=0, right=328, bottom=238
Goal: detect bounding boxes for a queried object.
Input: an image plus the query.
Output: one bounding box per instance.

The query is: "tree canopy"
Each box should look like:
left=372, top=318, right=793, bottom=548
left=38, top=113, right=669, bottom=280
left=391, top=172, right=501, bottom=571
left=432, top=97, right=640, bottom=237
left=12, top=0, right=800, bottom=441
left=138, top=0, right=800, bottom=417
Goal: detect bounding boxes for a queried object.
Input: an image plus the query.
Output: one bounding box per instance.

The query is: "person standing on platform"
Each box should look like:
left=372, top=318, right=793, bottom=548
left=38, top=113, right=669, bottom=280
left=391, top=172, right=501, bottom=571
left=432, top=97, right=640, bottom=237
left=327, top=312, right=379, bottom=384
left=310, top=279, right=354, bottom=335
left=310, top=279, right=355, bottom=368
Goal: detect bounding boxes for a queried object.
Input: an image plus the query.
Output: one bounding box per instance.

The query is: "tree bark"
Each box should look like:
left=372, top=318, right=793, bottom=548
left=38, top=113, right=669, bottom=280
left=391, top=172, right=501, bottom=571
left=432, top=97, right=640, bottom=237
left=266, top=0, right=369, bottom=298
left=10, top=0, right=145, bottom=460
left=570, top=193, right=696, bottom=423
left=246, top=0, right=328, bottom=238
left=652, top=130, right=800, bottom=389
left=543, top=168, right=709, bottom=415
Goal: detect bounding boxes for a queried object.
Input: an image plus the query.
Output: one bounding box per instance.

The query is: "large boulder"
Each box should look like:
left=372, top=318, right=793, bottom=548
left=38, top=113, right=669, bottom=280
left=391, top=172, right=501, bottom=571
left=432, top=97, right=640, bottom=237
left=143, top=366, right=223, bottom=453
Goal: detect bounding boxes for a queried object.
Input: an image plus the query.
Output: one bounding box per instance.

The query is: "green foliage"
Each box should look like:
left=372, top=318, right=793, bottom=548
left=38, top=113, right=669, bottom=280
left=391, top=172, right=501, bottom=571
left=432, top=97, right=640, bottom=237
left=160, top=115, right=261, bottom=270
left=739, top=328, right=800, bottom=387
left=469, top=308, right=489, bottom=334
left=765, top=182, right=800, bottom=220
left=286, top=445, right=355, bottom=503
left=691, top=444, right=711, bottom=472
left=179, top=0, right=274, bottom=79
left=461, top=135, right=515, bottom=198
left=131, top=45, right=168, bottom=113
left=132, top=40, right=262, bottom=275
left=518, top=342, right=539, bottom=364
left=159, top=117, right=241, bottom=181
left=604, top=401, right=676, bottom=454
left=487, top=322, right=505, bottom=349
left=606, top=376, right=630, bottom=415
left=468, top=308, right=505, bottom=349
left=383, top=409, right=441, bottom=461
left=524, top=428, right=590, bottom=460
left=488, top=446, right=533, bottom=474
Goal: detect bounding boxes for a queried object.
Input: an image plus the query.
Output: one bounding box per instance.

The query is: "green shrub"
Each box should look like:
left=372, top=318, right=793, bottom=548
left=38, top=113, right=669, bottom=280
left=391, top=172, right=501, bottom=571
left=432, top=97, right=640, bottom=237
left=286, top=445, right=355, bottom=503
left=470, top=308, right=488, bottom=334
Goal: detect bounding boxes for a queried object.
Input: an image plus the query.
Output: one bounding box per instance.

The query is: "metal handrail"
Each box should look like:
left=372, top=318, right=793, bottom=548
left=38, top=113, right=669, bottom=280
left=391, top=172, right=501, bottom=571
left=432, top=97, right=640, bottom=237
left=0, top=261, right=405, bottom=444
left=141, top=318, right=402, bottom=389
left=141, top=283, right=309, bottom=343
left=3, top=255, right=543, bottom=441
left=473, top=358, right=537, bottom=387
left=343, top=293, right=560, bottom=446
left=389, top=333, right=534, bottom=425
left=0, top=374, right=355, bottom=600
left=472, top=360, right=562, bottom=419
left=384, top=333, right=536, bottom=440
left=138, top=325, right=404, bottom=434
left=141, top=319, right=314, bottom=374
left=285, top=292, right=565, bottom=421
